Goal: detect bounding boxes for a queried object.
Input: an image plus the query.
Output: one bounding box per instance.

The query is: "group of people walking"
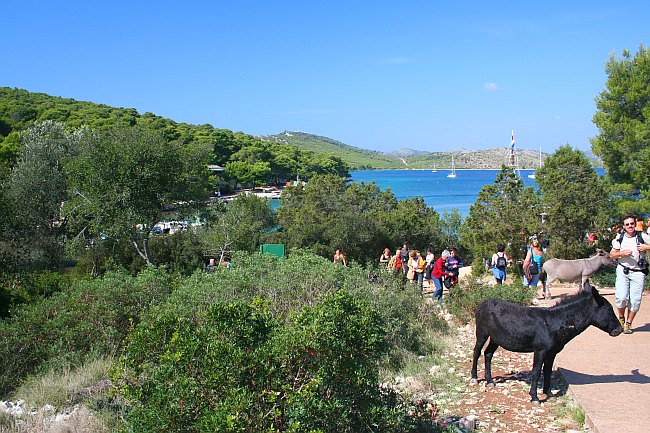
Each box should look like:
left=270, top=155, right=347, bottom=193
left=374, top=213, right=648, bottom=337
left=380, top=242, right=463, bottom=301
left=486, top=238, right=547, bottom=298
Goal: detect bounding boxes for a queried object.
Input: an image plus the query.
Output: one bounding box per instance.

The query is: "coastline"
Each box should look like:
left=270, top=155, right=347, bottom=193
left=219, top=186, right=283, bottom=201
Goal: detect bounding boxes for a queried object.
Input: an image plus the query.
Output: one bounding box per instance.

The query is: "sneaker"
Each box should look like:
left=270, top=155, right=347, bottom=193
left=619, top=316, right=625, bottom=328
left=624, top=322, right=633, bottom=334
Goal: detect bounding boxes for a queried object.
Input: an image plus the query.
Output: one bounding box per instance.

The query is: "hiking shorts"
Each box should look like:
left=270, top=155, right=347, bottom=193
left=492, top=267, right=506, bottom=282
left=615, top=265, right=645, bottom=312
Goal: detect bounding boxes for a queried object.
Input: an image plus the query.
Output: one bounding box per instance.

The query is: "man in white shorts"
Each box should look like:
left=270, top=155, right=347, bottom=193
left=610, top=215, right=650, bottom=334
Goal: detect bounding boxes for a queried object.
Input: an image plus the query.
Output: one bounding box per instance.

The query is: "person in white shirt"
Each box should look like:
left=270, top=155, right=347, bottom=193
left=610, top=215, right=650, bottom=334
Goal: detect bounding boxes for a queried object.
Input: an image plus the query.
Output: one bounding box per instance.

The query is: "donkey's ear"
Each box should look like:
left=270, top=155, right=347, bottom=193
left=591, top=285, right=605, bottom=306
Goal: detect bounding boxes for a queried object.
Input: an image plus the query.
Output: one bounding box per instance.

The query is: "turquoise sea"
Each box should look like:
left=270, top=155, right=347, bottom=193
left=349, top=169, right=540, bottom=218
left=271, top=168, right=604, bottom=218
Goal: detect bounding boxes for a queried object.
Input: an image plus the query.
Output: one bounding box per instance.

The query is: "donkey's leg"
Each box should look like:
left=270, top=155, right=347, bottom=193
left=483, top=341, right=499, bottom=387
left=529, top=351, right=545, bottom=403
left=471, top=332, right=489, bottom=381
left=542, top=353, right=557, bottom=397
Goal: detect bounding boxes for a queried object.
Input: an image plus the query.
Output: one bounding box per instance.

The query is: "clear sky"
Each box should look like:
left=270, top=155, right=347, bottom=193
left=3, top=1, right=648, bottom=153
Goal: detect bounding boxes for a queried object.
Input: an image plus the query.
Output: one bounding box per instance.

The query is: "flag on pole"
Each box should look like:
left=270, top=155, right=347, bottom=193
left=510, top=130, right=515, bottom=151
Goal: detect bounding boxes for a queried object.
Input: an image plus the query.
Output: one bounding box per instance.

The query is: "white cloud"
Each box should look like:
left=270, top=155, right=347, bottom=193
left=483, top=82, right=500, bottom=91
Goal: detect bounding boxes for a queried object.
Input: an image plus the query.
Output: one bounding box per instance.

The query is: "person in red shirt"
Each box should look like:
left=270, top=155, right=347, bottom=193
left=431, top=250, right=450, bottom=301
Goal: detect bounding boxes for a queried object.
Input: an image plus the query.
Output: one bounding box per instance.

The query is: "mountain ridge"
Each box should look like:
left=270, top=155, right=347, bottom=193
left=265, top=131, right=601, bottom=170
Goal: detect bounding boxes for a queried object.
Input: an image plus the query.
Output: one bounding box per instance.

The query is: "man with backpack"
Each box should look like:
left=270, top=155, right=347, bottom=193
left=491, top=244, right=510, bottom=284
left=610, top=215, right=650, bottom=334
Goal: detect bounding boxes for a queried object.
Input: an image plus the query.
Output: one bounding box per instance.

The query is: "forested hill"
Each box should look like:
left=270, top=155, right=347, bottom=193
left=265, top=131, right=555, bottom=170
left=264, top=131, right=401, bottom=169
left=0, top=87, right=352, bottom=183
left=1, top=87, right=595, bottom=171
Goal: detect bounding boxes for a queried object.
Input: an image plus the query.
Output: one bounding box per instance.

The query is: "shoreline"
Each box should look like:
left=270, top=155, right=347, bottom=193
left=350, top=168, right=536, bottom=172
left=219, top=186, right=283, bottom=201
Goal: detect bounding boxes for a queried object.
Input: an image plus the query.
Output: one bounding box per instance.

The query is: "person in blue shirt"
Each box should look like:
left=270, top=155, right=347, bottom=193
left=524, top=238, right=548, bottom=299
left=445, top=248, right=463, bottom=288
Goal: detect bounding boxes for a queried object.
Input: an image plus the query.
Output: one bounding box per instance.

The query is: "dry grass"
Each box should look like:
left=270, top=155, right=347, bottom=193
left=0, top=406, right=110, bottom=433
left=1, top=357, right=117, bottom=433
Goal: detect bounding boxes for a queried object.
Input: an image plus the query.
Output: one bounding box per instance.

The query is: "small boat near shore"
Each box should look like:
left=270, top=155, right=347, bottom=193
left=447, top=155, right=457, bottom=178
left=528, top=147, right=542, bottom=179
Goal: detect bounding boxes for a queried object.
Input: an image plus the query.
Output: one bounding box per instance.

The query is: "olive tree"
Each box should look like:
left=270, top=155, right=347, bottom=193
left=64, top=127, right=191, bottom=266
left=5, top=121, right=72, bottom=270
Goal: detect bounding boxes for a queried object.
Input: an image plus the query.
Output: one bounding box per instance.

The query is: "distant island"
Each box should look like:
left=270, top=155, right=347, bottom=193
left=264, top=131, right=602, bottom=171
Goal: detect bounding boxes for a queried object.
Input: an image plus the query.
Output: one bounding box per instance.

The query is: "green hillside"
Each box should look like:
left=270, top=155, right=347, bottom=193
left=265, top=131, right=553, bottom=170
left=0, top=88, right=597, bottom=173
left=0, top=88, right=350, bottom=184
left=264, top=131, right=401, bottom=170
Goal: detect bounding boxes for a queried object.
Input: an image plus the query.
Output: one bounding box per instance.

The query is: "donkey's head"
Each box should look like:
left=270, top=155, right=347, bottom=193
left=586, top=283, right=623, bottom=336
left=595, top=249, right=616, bottom=267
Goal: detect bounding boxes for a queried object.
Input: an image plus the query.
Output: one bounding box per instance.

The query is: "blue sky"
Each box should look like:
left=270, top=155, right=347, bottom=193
left=3, top=1, right=648, bottom=153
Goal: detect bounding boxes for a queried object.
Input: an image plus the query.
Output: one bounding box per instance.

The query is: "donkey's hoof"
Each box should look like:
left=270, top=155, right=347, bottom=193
left=486, top=382, right=496, bottom=388
left=469, top=378, right=478, bottom=385
left=531, top=400, right=541, bottom=407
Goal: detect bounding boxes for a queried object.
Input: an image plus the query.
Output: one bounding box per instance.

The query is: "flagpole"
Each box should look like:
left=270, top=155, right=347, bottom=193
left=510, top=130, right=515, bottom=167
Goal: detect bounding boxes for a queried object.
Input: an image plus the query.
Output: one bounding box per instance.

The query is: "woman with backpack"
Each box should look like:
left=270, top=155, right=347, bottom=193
left=523, top=237, right=549, bottom=299
left=490, top=244, right=510, bottom=284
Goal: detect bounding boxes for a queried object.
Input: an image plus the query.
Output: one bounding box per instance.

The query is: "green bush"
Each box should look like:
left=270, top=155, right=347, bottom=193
left=165, top=250, right=433, bottom=366
left=589, top=266, right=617, bottom=288
left=0, top=267, right=174, bottom=397
left=148, top=230, right=206, bottom=276
left=115, top=292, right=403, bottom=433
left=0, top=270, right=73, bottom=318
left=446, top=276, right=538, bottom=323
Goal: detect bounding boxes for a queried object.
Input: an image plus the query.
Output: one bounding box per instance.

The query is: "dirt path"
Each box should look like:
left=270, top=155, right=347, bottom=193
left=445, top=320, right=586, bottom=433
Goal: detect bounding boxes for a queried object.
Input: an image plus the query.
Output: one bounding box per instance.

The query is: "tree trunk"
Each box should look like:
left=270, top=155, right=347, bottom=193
left=131, top=235, right=154, bottom=266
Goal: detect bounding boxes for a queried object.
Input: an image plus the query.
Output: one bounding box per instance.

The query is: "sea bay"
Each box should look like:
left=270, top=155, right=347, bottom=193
left=349, top=169, right=539, bottom=218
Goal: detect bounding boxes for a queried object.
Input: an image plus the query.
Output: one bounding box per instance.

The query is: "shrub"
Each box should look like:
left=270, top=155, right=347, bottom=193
left=0, top=270, right=73, bottom=319
left=166, top=251, right=434, bottom=366
left=148, top=230, right=205, bottom=276
left=446, top=276, right=537, bottom=323
left=0, top=267, right=174, bottom=397
left=115, top=292, right=403, bottom=433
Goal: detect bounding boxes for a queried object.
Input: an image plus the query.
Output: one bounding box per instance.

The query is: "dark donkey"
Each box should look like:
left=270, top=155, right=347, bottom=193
left=470, top=282, right=622, bottom=404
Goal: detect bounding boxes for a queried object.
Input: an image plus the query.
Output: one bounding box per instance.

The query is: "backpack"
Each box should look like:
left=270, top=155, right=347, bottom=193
left=529, top=260, right=539, bottom=275
left=496, top=254, right=507, bottom=269
left=616, top=230, right=648, bottom=269
left=616, top=230, right=645, bottom=247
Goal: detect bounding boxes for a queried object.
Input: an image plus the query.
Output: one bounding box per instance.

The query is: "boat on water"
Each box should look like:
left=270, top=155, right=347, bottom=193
left=431, top=163, right=437, bottom=173
left=447, top=155, right=457, bottom=178
left=527, top=147, right=542, bottom=179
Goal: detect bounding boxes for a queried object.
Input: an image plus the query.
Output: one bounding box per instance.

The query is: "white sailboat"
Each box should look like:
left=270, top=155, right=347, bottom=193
left=447, top=155, right=457, bottom=178
left=528, top=147, right=542, bottom=179
left=431, top=163, right=437, bottom=173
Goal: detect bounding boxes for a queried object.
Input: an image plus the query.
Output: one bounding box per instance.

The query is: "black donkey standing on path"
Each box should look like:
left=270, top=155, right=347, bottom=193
left=470, top=281, right=623, bottom=404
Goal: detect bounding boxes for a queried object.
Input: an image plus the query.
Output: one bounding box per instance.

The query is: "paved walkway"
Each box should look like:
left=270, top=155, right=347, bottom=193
left=549, top=286, right=650, bottom=433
